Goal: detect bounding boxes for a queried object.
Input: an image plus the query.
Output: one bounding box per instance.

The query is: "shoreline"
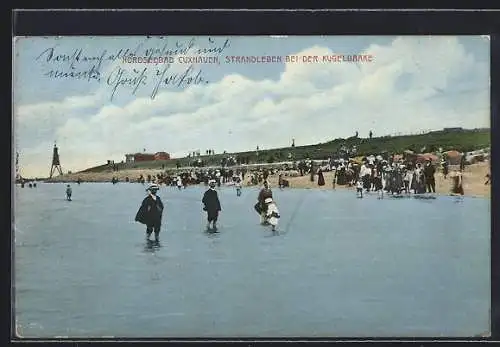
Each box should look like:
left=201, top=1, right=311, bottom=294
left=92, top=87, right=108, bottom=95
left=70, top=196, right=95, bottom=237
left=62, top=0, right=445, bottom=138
left=38, top=162, right=490, bottom=199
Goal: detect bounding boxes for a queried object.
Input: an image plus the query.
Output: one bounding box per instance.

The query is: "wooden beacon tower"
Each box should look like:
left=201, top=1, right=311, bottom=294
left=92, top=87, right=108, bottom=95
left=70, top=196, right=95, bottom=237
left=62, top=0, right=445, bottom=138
left=49, top=142, right=63, bottom=178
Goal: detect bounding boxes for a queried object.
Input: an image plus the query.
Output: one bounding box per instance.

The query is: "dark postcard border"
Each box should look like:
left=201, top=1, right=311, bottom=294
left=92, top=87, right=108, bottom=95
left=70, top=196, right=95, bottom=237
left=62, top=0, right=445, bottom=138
left=8, top=9, right=500, bottom=345
left=10, top=10, right=500, bottom=36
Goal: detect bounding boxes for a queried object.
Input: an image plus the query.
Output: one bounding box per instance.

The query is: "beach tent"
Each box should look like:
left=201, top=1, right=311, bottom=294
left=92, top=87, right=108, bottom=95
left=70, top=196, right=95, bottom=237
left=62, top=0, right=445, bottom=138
left=402, top=150, right=417, bottom=162
left=443, top=150, right=462, bottom=165
left=416, top=153, right=439, bottom=163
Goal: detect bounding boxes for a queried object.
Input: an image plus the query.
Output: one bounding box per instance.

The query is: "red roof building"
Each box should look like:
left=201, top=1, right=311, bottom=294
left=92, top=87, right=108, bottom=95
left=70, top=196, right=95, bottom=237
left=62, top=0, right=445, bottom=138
left=125, top=152, right=171, bottom=162
left=154, top=152, right=170, bottom=160
left=133, top=153, right=156, bottom=162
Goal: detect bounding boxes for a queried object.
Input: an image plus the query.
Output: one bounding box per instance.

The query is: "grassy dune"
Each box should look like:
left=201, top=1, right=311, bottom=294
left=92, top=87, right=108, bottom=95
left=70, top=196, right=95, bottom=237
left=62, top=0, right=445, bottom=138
left=78, top=128, right=490, bottom=173
left=45, top=128, right=490, bottom=197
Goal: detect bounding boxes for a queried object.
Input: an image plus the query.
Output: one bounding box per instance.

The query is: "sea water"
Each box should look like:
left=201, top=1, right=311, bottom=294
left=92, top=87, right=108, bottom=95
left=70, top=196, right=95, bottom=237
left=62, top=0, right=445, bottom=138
left=13, top=183, right=491, bottom=338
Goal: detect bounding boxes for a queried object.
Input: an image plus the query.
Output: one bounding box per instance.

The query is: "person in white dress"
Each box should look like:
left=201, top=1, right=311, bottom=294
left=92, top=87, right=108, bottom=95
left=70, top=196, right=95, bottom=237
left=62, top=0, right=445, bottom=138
left=356, top=180, right=363, bottom=198
left=264, top=197, right=280, bottom=232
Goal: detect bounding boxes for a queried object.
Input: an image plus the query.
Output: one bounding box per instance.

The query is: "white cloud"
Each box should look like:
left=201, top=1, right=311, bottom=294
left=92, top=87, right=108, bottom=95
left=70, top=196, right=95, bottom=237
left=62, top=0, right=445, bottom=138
left=15, top=36, right=490, bottom=177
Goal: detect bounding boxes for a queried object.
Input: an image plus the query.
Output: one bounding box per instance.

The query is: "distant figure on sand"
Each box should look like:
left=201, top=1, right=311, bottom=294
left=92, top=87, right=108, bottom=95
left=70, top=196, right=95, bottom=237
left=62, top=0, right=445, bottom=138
left=460, top=154, right=466, bottom=172
left=176, top=176, right=182, bottom=190
left=278, top=174, right=284, bottom=189
left=278, top=174, right=289, bottom=189
left=256, top=181, right=273, bottom=225
left=135, top=184, right=164, bottom=242
left=202, top=180, right=222, bottom=231
left=264, top=197, right=280, bottom=232
left=451, top=171, right=464, bottom=196
left=403, top=167, right=412, bottom=194
left=441, top=158, right=449, bottom=179
left=66, top=184, right=72, bottom=201
left=424, top=159, right=436, bottom=193
left=317, top=168, right=325, bottom=186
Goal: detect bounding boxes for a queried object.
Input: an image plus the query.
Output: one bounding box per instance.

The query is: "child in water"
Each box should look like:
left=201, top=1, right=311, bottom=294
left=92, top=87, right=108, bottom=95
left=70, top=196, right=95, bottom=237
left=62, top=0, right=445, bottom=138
left=235, top=177, right=242, bottom=196
left=356, top=179, right=363, bottom=198
left=202, top=180, right=222, bottom=231
left=264, top=197, right=280, bottom=232
left=66, top=184, right=72, bottom=201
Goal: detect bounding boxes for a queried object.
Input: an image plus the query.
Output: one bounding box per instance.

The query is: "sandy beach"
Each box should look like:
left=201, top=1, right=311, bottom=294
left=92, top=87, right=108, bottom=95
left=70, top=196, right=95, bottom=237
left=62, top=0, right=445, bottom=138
left=44, top=162, right=490, bottom=198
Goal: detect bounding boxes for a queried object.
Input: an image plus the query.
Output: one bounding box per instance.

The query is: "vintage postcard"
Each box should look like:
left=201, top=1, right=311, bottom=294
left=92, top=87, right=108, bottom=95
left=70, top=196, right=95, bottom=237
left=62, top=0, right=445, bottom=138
left=13, top=35, right=491, bottom=338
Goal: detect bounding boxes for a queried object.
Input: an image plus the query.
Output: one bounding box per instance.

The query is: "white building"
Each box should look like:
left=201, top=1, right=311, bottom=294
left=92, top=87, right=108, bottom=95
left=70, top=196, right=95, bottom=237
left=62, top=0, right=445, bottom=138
left=125, top=154, right=135, bottom=163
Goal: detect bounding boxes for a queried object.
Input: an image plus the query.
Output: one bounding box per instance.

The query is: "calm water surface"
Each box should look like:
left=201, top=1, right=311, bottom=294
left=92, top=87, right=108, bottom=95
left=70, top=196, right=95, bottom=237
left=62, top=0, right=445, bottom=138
left=14, top=183, right=490, bottom=338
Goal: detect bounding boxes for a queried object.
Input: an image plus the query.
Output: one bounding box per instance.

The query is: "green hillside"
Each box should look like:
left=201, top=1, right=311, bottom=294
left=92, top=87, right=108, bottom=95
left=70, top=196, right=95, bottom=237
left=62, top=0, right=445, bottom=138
left=81, top=128, right=490, bottom=173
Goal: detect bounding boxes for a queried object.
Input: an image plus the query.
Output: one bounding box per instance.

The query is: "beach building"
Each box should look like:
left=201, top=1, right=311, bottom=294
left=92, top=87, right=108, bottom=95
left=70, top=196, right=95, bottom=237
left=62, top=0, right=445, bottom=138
left=125, top=152, right=171, bottom=162
left=154, top=152, right=170, bottom=160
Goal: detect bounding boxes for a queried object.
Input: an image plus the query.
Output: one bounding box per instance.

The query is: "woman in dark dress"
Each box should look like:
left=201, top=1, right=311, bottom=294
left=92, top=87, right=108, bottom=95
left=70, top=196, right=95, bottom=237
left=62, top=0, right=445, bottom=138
left=255, top=181, right=273, bottom=224
left=317, top=168, right=325, bottom=186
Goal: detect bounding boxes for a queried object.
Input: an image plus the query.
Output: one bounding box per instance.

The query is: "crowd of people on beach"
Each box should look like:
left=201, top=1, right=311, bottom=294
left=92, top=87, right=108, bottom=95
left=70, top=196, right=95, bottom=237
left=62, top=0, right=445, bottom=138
left=328, top=154, right=466, bottom=197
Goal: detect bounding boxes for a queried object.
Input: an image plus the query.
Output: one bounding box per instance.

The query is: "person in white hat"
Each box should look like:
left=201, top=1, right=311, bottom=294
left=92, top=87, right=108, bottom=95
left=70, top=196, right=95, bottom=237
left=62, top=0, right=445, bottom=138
left=264, top=197, right=280, bottom=232
left=202, top=180, right=222, bottom=231
left=135, top=184, right=164, bottom=243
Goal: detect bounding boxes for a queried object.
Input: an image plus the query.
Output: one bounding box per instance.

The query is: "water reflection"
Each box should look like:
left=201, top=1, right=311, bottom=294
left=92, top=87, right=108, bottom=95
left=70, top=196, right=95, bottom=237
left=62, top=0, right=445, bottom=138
left=204, top=229, right=220, bottom=239
left=143, top=240, right=161, bottom=253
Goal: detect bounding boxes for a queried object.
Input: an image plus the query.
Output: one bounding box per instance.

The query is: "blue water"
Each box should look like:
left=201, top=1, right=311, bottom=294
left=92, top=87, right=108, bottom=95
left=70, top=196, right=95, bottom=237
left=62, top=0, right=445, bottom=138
left=13, top=183, right=490, bottom=338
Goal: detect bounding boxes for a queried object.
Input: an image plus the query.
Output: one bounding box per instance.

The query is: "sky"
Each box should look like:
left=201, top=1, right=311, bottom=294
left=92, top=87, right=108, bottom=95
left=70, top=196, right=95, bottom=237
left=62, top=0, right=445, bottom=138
left=13, top=35, right=490, bottom=178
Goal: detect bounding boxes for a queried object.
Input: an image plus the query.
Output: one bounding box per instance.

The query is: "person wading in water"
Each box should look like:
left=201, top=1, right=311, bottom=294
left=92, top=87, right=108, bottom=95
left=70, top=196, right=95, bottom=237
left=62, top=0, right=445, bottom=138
left=202, top=180, right=222, bottom=231
left=255, top=180, right=273, bottom=225
left=135, top=184, right=164, bottom=243
left=235, top=177, right=242, bottom=196
left=66, top=184, right=72, bottom=201
left=264, top=197, right=280, bottom=233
